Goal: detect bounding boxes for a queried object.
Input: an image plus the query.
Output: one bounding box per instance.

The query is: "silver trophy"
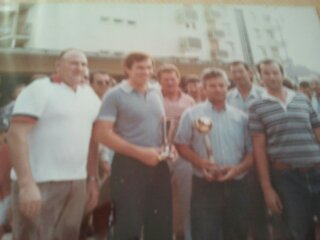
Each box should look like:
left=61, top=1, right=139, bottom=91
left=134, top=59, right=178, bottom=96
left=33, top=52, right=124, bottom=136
left=159, top=117, right=176, bottom=161
left=194, top=117, right=219, bottom=176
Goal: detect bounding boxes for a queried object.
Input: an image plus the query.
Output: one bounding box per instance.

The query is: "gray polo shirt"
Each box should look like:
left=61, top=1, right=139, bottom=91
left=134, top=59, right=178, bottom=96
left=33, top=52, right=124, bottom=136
left=98, top=80, right=165, bottom=148
left=174, top=100, right=251, bottom=178
left=227, top=84, right=264, bottom=114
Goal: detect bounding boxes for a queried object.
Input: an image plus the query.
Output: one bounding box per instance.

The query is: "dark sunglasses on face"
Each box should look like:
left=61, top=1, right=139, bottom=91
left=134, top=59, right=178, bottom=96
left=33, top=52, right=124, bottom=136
left=96, top=80, right=110, bottom=86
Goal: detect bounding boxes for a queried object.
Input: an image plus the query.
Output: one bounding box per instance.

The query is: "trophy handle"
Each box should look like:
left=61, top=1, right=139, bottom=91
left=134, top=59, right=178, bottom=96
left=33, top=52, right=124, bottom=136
left=167, top=119, right=176, bottom=145
left=204, top=135, right=215, bottom=163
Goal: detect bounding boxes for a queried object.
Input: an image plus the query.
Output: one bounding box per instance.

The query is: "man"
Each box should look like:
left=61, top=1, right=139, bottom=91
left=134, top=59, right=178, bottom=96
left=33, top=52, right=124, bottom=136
left=7, top=49, right=101, bottom=240
left=227, top=61, right=264, bottom=113
left=79, top=71, right=114, bottom=240
left=0, top=128, right=10, bottom=239
left=90, top=71, right=113, bottom=99
left=184, top=75, right=205, bottom=103
left=311, top=77, right=320, bottom=113
left=157, top=63, right=195, bottom=240
left=0, top=81, right=25, bottom=239
left=89, top=71, right=114, bottom=240
left=175, top=67, right=252, bottom=240
left=299, top=80, right=313, bottom=100
left=94, top=52, right=172, bottom=240
left=249, top=59, right=320, bottom=240
left=227, top=61, right=269, bottom=240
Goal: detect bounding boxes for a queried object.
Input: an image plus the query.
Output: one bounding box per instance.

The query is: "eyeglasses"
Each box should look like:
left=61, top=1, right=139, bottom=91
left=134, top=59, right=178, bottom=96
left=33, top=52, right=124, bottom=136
left=95, top=80, right=110, bottom=86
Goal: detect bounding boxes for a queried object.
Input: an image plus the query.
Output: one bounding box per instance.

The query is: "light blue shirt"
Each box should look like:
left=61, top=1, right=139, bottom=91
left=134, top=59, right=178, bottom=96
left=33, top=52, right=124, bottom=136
left=174, top=100, right=251, bottom=178
left=311, top=94, right=320, bottom=114
left=227, top=85, right=264, bottom=114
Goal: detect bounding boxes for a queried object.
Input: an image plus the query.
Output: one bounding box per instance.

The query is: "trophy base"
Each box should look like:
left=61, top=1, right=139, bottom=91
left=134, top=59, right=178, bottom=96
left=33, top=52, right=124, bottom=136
left=158, top=153, right=173, bottom=161
left=158, top=148, right=175, bottom=162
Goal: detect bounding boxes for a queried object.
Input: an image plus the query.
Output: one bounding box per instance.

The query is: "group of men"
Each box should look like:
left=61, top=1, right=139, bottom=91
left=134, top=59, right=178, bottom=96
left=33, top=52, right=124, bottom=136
left=5, top=48, right=320, bottom=240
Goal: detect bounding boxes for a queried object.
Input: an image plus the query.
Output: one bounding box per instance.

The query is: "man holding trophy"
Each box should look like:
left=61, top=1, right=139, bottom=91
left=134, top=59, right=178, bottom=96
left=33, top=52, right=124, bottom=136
left=175, top=67, right=253, bottom=240
left=94, top=52, right=172, bottom=240
left=157, top=63, right=195, bottom=240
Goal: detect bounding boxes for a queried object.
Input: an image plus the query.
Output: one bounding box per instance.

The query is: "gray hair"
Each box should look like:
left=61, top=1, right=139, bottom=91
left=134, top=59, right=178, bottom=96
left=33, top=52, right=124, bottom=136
left=201, top=67, right=230, bottom=86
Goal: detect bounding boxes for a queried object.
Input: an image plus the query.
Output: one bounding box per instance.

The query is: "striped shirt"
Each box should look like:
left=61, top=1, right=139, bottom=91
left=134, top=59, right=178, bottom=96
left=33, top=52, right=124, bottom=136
left=163, top=90, right=195, bottom=140
left=249, top=89, right=320, bottom=166
left=163, top=90, right=195, bottom=123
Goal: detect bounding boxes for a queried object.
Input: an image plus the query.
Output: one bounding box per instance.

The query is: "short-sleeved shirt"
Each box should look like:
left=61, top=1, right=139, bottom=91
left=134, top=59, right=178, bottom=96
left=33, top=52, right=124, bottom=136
left=227, top=84, right=264, bottom=114
left=163, top=90, right=195, bottom=143
left=249, top=89, right=320, bottom=166
left=163, top=90, right=195, bottom=123
left=11, top=78, right=101, bottom=182
left=174, top=100, right=251, bottom=178
left=98, top=80, right=165, bottom=148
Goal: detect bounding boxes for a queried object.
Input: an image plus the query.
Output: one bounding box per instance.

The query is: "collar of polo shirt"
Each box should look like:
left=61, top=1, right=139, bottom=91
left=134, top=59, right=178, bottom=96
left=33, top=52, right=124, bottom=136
left=120, top=80, right=158, bottom=93
left=262, top=87, right=295, bottom=103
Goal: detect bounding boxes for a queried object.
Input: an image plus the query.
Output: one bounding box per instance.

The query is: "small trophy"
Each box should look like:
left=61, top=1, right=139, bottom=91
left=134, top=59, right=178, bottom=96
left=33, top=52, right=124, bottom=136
left=194, top=117, right=219, bottom=176
left=159, top=117, right=176, bottom=161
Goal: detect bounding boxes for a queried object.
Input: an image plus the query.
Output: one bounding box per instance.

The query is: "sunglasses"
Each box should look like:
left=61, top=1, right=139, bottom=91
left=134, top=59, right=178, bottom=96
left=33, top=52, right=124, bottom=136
left=96, top=80, right=110, bottom=86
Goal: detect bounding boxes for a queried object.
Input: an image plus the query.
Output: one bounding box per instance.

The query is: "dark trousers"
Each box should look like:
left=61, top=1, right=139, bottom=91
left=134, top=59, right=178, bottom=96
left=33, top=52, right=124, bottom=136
left=272, top=168, right=320, bottom=240
left=191, top=176, right=249, bottom=240
left=110, top=153, right=172, bottom=240
left=248, top=169, right=271, bottom=240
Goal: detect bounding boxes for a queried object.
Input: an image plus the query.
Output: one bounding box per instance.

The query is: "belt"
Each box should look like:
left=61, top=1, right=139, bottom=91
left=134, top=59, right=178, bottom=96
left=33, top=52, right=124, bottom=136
left=272, top=161, right=320, bottom=172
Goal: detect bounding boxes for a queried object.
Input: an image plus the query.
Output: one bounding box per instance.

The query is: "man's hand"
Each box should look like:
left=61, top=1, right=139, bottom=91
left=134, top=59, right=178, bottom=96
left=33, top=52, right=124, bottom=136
left=138, top=147, right=161, bottom=167
left=217, top=165, right=238, bottom=182
left=86, top=179, right=99, bottom=213
left=18, top=181, right=42, bottom=218
left=199, top=159, right=219, bottom=182
left=263, top=187, right=283, bottom=214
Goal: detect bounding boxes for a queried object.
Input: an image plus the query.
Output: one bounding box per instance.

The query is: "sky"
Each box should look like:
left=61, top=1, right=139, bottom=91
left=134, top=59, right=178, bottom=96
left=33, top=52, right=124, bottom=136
left=266, top=6, right=320, bottom=72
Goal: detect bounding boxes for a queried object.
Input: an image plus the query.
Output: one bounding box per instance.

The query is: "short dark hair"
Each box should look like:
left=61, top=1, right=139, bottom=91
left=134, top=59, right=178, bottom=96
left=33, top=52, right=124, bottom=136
left=123, top=52, right=152, bottom=70
left=156, top=63, right=180, bottom=80
left=90, top=71, right=109, bottom=84
left=299, top=81, right=311, bottom=88
left=228, top=61, right=251, bottom=72
left=256, top=59, right=284, bottom=75
left=283, top=78, right=296, bottom=90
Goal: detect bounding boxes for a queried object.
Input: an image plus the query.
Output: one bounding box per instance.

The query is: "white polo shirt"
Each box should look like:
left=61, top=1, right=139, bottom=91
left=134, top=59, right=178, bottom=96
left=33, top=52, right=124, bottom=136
left=11, top=77, right=101, bottom=182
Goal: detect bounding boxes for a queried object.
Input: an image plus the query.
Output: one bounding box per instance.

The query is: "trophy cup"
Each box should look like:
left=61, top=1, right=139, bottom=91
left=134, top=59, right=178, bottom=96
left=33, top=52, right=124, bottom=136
left=193, top=117, right=219, bottom=176
left=158, top=117, right=176, bottom=161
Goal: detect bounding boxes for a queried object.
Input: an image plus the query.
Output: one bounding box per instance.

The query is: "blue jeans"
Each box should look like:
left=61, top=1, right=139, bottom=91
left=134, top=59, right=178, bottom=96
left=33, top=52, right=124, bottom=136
left=191, top=176, right=249, bottom=240
left=272, top=168, right=320, bottom=240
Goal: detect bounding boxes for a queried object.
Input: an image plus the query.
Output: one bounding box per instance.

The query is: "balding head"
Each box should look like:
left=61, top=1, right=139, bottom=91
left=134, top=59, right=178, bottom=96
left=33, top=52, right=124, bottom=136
left=56, top=49, right=88, bottom=90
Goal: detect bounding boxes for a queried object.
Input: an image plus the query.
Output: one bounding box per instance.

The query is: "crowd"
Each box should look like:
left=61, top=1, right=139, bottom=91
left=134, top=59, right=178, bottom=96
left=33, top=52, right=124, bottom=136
left=0, top=49, right=320, bottom=240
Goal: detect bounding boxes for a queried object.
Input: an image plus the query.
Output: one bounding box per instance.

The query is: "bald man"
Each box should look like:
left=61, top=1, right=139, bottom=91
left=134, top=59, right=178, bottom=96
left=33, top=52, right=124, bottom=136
left=7, top=49, right=101, bottom=240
